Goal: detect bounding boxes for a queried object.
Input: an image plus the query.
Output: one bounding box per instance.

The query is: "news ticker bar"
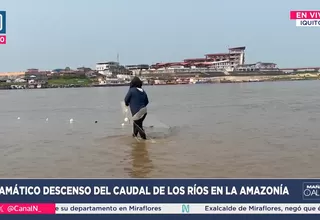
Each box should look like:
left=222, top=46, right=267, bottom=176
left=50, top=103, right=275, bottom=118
left=1, top=203, right=320, bottom=214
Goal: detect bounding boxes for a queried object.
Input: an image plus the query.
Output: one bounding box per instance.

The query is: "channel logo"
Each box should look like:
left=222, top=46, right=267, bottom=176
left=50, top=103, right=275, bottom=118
left=0, top=11, right=6, bottom=34
left=302, top=182, right=320, bottom=200
left=0, top=11, right=6, bottom=44
left=0, top=35, right=6, bottom=44
left=181, top=204, right=190, bottom=213
left=290, top=10, right=320, bottom=27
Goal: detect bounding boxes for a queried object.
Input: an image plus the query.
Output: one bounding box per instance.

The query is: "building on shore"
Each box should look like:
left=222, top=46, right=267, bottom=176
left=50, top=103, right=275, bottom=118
left=92, top=46, right=287, bottom=79
left=77, top=67, right=92, bottom=73
left=96, top=61, right=120, bottom=76
left=125, top=64, right=149, bottom=70
left=25, top=68, right=48, bottom=88
left=125, top=64, right=149, bottom=76
left=231, top=62, right=283, bottom=75
left=150, top=46, right=246, bottom=71
left=141, top=46, right=287, bottom=77
left=49, top=67, right=94, bottom=79
left=96, top=61, right=132, bottom=78
left=25, top=69, right=48, bottom=80
left=280, top=67, right=320, bottom=74
left=234, top=62, right=277, bottom=71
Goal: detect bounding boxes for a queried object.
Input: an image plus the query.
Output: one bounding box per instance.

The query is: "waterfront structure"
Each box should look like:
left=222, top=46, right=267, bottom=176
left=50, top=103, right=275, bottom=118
left=95, top=77, right=130, bottom=87
left=94, top=46, right=285, bottom=78
left=234, top=62, right=278, bottom=72
left=230, top=62, right=283, bottom=75
left=25, top=69, right=48, bottom=88
left=85, top=70, right=102, bottom=78
left=280, top=67, right=320, bottom=74
left=144, top=46, right=287, bottom=77
left=96, top=61, right=132, bottom=77
left=49, top=67, right=94, bottom=79
left=96, top=61, right=120, bottom=76
left=25, top=69, right=48, bottom=80
left=143, top=68, right=225, bottom=78
left=77, top=67, right=92, bottom=72
left=125, top=64, right=149, bottom=70
left=150, top=46, right=246, bottom=71
left=125, top=64, right=149, bottom=76
left=188, top=46, right=245, bottom=70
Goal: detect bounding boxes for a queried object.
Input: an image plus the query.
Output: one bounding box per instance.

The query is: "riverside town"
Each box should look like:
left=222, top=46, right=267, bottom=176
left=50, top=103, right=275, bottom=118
left=1, top=46, right=320, bottom=90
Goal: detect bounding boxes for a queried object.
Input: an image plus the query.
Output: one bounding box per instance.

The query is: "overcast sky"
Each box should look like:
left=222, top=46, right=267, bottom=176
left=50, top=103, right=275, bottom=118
left=0, top=0, right=319, bottom=71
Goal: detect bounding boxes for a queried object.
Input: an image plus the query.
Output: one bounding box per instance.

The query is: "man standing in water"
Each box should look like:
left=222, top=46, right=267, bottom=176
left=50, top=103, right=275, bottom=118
left=124, top=76, right=149, bottom=139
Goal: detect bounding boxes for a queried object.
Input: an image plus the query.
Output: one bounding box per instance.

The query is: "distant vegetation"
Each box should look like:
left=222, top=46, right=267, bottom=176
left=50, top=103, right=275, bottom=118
left=48, top=76, right=92, bottom=86
left=50, top=74, right=87, bottom=79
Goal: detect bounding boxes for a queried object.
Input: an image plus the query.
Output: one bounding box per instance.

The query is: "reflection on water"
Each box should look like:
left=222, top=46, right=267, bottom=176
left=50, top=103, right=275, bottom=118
left=1, top=81, right=320, bottom=178
left=129, top=141, right=153, bottom=178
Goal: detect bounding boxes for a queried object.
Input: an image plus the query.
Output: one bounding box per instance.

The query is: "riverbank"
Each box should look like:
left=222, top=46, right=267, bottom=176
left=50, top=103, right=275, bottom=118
left=1, top=73, right=319, bottom=90
left=213, top=73, right=320, bottom=83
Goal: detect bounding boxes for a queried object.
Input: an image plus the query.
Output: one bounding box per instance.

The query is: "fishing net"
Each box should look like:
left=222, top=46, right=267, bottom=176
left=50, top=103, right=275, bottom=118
left=120, top=101, right=171, bottom=139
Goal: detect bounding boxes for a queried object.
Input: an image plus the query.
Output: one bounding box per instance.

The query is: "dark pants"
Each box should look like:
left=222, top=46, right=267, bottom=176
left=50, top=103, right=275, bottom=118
left=133, top=113, right=147, bottom=139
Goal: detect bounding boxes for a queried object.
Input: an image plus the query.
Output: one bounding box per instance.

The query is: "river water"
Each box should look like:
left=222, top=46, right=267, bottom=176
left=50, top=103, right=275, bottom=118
left=0, top=81, right=320, bottom=178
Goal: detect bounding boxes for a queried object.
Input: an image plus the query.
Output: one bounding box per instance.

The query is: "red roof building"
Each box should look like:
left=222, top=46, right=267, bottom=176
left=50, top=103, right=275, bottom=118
left=151, top=46, right=246, bottom=69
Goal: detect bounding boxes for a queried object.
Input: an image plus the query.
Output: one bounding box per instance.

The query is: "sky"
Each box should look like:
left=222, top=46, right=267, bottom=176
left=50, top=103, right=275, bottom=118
left=0, top=0, right=319, bottom=71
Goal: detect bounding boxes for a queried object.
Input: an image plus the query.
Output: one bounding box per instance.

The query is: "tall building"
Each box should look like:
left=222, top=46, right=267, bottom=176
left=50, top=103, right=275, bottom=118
left=96, top=61, right=132, bottom=78
left=96, top=62, right=120, bottom=76
left=151, top=46, right=246, bottom=70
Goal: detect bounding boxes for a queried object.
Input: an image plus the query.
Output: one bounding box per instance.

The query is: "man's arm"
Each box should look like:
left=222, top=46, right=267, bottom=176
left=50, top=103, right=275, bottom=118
left=124, top=89, right=132, bottom=106
left=144, top=93, right=149, bottom=106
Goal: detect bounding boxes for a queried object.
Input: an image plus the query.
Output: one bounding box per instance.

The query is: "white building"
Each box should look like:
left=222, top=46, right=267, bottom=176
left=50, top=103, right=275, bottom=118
left=96, top=62, right=120, bottom=76
left=125, top=64, right=149, bottom=76
left=234, top=62, right=278, bottom=71
left=151, top=46, right=246, bottom=71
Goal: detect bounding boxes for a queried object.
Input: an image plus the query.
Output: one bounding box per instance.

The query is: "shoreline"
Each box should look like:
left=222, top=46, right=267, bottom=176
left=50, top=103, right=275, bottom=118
left=1, top=74, right=319, bottom=90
